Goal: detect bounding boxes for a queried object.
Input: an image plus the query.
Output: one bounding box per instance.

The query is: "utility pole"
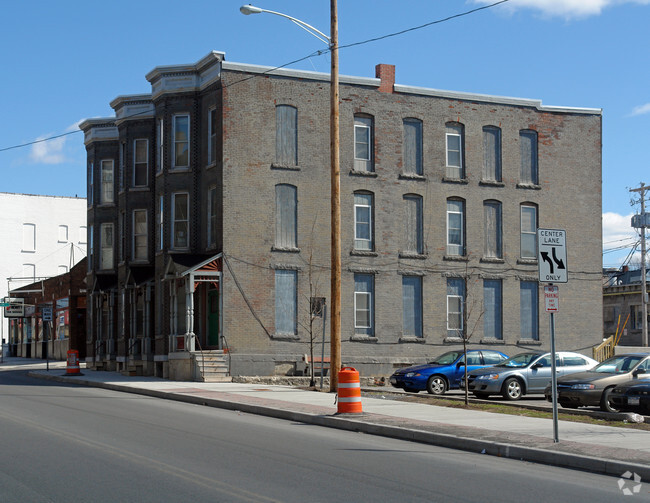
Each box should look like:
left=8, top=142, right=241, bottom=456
left=329, top=0, right=341, bottom=392
left=630, top=183, right=649, bottom=347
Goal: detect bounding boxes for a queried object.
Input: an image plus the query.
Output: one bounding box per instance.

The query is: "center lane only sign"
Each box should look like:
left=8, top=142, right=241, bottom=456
left=537, top=228, right=568, bottom=283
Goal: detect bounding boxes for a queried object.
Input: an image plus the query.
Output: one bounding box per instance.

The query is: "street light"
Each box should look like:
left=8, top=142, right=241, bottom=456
left=240, top=3, right=341, bottom=391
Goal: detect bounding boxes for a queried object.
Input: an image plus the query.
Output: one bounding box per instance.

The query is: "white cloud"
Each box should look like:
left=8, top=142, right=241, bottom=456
left=630, top=103, right=650, bottom=116
left=603, top=211, right=636, bottom=243
left=475, top=0, right=650, bottom=18
left=29, top=134, right=66, bottom=164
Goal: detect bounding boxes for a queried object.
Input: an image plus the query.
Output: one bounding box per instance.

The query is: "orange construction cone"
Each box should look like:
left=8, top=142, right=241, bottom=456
left=337, top=367, right=362, bottom=414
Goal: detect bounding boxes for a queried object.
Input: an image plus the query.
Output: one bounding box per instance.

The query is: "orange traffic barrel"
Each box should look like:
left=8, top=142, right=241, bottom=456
left=337, top=367, right=362, bottom=414
left=66, top=350, right=81, bottom=375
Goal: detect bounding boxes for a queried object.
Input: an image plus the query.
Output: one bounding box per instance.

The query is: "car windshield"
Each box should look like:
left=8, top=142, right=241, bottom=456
left=592, top=355, right=644, bottom=374
left=429, top=351, right=461, bottom=365
left=494, top=353, right=542, bottom=368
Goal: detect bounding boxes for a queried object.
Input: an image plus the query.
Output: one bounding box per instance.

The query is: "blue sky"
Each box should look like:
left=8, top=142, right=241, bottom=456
left=1, top=0, right=648, bottom=268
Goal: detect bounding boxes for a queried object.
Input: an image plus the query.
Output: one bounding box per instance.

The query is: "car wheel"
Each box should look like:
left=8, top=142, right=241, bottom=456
left=473, top=392, right=490, bottom=399
left=599, top=387, right=619, bottom=412
left=502, top=378, right=523, bottom=400
left=426, top=376, right=447, bottom=395
left=404, top=388, right=419, bottom=393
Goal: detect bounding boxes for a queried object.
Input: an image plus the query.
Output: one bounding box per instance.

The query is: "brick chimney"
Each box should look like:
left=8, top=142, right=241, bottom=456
left=375, top=64, right=395, bottom=93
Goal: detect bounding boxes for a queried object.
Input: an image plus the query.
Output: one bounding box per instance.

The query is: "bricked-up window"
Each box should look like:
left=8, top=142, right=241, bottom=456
left=156, top=119, right=163, bottom=173
left=208, top=108, right=217, bottom=165
left=172, top=115, right=190, bottom=168
left=100, top=222, right=114, bottom=270
left=133, top=209, right=148, bottom=261
left=207, top=186, right=218, bottom=249
left=482, top=126, right=502, bottom=182
left=22, top=264, right=35, bottom=282
left=484, top=200, right=502, bottom=258
left=100, top=160, right=114, bottom=204
left=58, top=225, right=68, bottom=243
left=403, top=118, right=422, bottom=175
left=447, top=277, right=465, bottom=338
left=172, top=192, right=189, bottom=249
left=22, top=223, right=36, bottom=252
left=403, top=194, right=423, bottom=254
left=275, top=184, right=297, bottom=249
left=354, top=192, right=373, bottom=251
left=520, top=203, right=537, bottom=259
left=354, top=115, right=374, bottom=172
left=133, top=139, right=148, bottom=187
left=275, top=270, right=297, bottom=335
left=354, top=273, right=374, bottom=336
left=402, top=275, right=423, bottom=338
left=445, top=122, right=464, bottom=179
left=157, top=195, right=164, bottom=251
left=483, top=279, right=503, bottom=340
left=520, top=129, right=538, bottom=184
left=275, top=105, right=297, bottom=166
left=446, top=198, right=465, bottom=256
left=88, top=161, right=94, bottom=206
left=79, top=226, right=87, bottom=245
left=520, top=281, right=539, bottom=340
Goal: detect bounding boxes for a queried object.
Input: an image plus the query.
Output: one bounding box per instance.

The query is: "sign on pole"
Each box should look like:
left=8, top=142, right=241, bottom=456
left=544, top=285, right=559, bottom=313
left=3, top=298, right=24, bottom=318
left=537, top=229, right=568, bottom=283
left=41, top=307, right=53, bottom=322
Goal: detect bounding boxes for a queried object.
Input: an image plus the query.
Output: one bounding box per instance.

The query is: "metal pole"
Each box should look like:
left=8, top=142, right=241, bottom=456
left=630, top=183, right=648, bottom=347
left=329, top=0, right=341, bottom=392
left=550, top=308, right=559, bottom=443
left=46, top=320, right=50, bottom=372
left=320, top=305, right=327, bottom=391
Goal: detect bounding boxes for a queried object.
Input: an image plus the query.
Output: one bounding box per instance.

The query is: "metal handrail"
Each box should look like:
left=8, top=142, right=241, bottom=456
left=221, top=334, right=231, bottom=376
left=193, top=335, right=206, bottom=382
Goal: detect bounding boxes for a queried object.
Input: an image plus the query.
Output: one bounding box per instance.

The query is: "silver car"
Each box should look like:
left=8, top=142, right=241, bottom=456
left=462, top=351, right=598, bottom=400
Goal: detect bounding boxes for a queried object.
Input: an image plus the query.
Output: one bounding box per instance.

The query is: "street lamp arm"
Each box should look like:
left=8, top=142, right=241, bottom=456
left=240, top=4, right=331, bottom=46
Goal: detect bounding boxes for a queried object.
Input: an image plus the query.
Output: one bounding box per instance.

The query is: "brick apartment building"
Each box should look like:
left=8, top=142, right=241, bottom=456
left=80, top=51, right=603, bottom=380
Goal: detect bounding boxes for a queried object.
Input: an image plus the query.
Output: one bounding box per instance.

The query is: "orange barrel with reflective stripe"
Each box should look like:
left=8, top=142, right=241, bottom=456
left=337, top=367, right=362, bottom=414
left=66, top=350, right=80, bottom=375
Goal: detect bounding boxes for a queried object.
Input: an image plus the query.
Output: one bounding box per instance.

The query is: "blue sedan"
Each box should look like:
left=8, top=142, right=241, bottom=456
left=389, top=350, right=508, bottom=395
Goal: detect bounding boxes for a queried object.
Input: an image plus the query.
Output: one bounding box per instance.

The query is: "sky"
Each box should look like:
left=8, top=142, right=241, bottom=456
left=1, top=0, right=649, bottom=269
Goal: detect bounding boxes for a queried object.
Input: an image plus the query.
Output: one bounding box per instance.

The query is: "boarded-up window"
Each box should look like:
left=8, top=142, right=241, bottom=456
left=446, top=123, right=464, bottom=179
left=354, top=273, right=374, bottom=336
left=483, top=279, right=503, bottom=340
left=446, top=198, right=464, bottom=256
left=402, top=276, right=422, bottom=338
left=484, top=200, right=502, bottom=258
left=354, top=192, right=373, bottom=251
left=275, top=270, right=297, bottom=335
left=447, top=278, right=465, bottom=337
left=403, top=118, right=422, bottom=175
left=520, top=130, right=538, bottom=184
left=275, top=184, right=297, bottom=248
left=276, top=105, right=297, bottom=166
left=404, top=194, right=423, bottom=254
left=354, top=115, right=373, bottom=172
left=520, top=281, right=539, bottom=340
left=483, top=126, right=501, bottom=181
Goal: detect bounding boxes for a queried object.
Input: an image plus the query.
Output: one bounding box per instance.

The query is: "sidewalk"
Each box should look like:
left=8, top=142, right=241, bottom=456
left=4, top=357, right=649, bottom=479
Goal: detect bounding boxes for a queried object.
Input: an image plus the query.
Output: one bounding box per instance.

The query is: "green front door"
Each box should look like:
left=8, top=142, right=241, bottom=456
left=208, top=289, right=220, bottom=347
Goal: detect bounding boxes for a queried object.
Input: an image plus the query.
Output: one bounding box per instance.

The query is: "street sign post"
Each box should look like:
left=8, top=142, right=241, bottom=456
left=537, top=229, right=567, bottom=283
left=544, top=285, right=559, bottom=313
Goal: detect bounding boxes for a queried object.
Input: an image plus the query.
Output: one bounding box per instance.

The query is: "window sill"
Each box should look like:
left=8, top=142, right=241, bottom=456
left=517, top=258, right=538, bottom=265
left=350, top=250, right=378, bottom=257
left=271, top=333, right=300, bottom=341
left=271, top=163, right=300, bottom=171
left=518, top=339, right=542, bottom=346
left=272, top=246, right=301, bottom=253
left=480, top=257, right=505, bottom=264
left=441, top=176, right=469, bottom=184
left=443, top=255, right=469, bottom=262
left=517, top=182, right=541, bottom=190
left=399, top=336, right=425, bottom=344
left=350, top=334, right=378, bottom=343
left=479, top=180, right=505, bottom=187
left=399, top=173, right=426, bottom=181
left=443, top=337, right=463, bottom=343
left=169, top=167, right=191, bottom=173
left=399, top=252, right=428, bottom=260
left=480, top=338, right=505, bottom=345
left=206, top=161, right=217, bottom=170
left=349, top=169, right=378, bottom=177
left=130, top=186, right=150, bottom=192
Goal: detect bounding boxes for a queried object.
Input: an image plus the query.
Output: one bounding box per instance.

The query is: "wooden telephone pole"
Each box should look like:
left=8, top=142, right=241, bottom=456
left=630, top=183, right=649, bottom=347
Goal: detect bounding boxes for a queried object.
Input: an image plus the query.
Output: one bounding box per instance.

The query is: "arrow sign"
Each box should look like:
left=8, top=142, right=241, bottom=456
left=537, top=229, right=568, bottom=283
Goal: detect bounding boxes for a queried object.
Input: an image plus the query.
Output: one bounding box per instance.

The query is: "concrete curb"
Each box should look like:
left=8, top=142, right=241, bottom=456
left=30, top=372, right=650, bottom=480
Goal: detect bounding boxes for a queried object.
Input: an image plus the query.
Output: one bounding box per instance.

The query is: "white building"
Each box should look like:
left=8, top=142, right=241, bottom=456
left=0, top=193, right=87, bottom=343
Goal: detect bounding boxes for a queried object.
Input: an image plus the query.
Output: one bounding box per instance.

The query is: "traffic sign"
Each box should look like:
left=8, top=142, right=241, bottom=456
left=41, top=307, right=53, bottom=322
left=537, top=229, right=568, bottom=283
left=3, top=298, right=24, bottom=318
left=544, top=285, right=559, bottom=313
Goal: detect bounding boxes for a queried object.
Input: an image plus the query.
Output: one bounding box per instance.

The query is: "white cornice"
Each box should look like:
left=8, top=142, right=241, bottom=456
left=146, top=51, right=225, bottom=100
left=78, top=118, right=118, bottom=145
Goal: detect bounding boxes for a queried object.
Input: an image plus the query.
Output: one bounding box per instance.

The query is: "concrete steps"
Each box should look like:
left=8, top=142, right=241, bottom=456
left=192, top=350, right=231, bottom=382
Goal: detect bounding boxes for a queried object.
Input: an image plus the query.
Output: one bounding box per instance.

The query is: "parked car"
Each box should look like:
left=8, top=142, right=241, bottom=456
left=463, top=351, right=598, bottom=400
left=544, top=353, right=650, bottom=412
left=389, top=350, right=508, bottom=395
left=610, top=379, right=650, bottom=413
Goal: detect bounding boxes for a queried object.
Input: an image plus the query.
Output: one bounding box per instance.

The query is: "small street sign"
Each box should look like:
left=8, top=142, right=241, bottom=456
left=3, top=298, right=24, bottom=318
left=41, top=307, right=53, bottom=322
left=544, top=285, right=559, bottom=313
left=537, top=228, right=568, bottom=283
